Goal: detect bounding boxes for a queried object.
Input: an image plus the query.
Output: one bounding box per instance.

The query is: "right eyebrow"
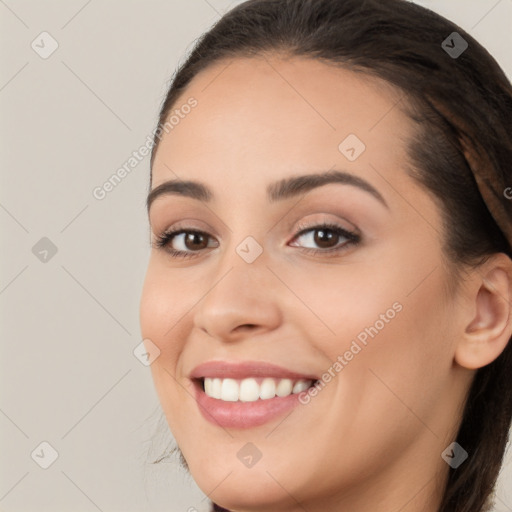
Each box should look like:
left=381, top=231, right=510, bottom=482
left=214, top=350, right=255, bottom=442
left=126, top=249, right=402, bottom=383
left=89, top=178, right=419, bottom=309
left=266, top=169, right=388, bottom=208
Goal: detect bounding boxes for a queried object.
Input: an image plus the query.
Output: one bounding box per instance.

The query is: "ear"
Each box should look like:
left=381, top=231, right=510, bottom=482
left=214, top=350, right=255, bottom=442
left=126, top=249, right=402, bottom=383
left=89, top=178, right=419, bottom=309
left=454, top=253, right=512, bottom=370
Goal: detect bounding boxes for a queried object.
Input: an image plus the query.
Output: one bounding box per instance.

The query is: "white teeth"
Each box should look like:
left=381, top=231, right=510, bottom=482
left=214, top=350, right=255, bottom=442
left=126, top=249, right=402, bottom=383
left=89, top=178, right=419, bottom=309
left=239, top=378, right=260, bottom=402
left=212, top=378, right=222, bottom=399
left=220, top=378, right=239, bottom=401
left=204, top=377, right=212, bottom=396
left=292, top=380, right=310, bottom=394
left=276, top=378, right=293, bottom=397
left=259, top=378, right=276, bottom=400
left=203, top=377, right=313, bottom=401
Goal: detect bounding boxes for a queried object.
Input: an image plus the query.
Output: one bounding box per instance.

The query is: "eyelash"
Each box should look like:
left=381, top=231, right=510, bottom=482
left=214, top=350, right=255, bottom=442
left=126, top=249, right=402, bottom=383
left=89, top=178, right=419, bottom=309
left=153, top=222, right=361, bottom=260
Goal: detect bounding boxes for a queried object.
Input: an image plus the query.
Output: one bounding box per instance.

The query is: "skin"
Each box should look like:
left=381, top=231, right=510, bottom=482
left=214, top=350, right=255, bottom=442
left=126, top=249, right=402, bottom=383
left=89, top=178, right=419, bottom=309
left=139, top=55, right=512, bottom=512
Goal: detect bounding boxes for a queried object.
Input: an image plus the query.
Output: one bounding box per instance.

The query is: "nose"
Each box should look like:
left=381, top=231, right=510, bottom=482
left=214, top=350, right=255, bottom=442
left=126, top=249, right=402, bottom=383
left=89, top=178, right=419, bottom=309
left=193, top=257, right=282, bottom=343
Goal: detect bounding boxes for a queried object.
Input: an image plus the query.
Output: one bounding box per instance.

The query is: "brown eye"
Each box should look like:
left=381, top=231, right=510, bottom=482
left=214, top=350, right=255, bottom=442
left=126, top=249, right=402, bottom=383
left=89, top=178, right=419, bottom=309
left=312, top=228, right=339, bottom=249
left=153, top=228, right=219, bottom=259
left=164, top=230, right=214, bottom=253
left=182, top=232, right=209, bottom=251
left=291, top=223, right=360, bottom=254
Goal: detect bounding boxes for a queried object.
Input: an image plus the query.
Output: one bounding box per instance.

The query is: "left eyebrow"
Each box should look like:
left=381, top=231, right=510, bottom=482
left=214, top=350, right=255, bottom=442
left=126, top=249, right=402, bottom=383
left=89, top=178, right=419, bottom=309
left=146, top=169, right=389, bottom=212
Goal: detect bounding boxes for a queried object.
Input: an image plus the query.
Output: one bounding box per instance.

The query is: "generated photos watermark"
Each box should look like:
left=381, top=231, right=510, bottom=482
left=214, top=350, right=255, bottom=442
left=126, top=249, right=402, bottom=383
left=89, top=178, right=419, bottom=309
left=92, top=97, right=198, bottom=201
left=299, top=301, right=403, bottom=404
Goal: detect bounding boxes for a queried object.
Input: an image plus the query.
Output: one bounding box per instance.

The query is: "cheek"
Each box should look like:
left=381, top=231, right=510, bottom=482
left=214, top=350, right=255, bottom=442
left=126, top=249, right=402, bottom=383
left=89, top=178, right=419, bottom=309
left=284, top=245, right=453, bottom=420
left=334, top=268, right=454, bottom=444
left=139, top=263, right=193, bottom=436
left=272, top=255, right=406, bottom=359
left=293, top=272, right=454, bottom=485
left=139, top=259, right=189, bottom=362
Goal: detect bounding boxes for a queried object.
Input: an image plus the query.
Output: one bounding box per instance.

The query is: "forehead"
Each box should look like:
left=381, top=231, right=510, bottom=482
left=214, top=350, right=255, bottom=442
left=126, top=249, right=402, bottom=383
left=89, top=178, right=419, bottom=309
left=151, top=55, right=412, bottom=192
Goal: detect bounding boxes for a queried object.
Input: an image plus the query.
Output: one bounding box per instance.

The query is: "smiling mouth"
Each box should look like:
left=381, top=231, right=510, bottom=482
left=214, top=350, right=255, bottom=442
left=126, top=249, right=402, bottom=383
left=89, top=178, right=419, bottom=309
left=197, top=376, right=319, bottom=402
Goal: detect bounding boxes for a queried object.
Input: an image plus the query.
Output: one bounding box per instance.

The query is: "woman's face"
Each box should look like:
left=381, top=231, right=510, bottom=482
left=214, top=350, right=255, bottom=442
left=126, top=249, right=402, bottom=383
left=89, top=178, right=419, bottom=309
left=140, top=56, right=472, bottom=511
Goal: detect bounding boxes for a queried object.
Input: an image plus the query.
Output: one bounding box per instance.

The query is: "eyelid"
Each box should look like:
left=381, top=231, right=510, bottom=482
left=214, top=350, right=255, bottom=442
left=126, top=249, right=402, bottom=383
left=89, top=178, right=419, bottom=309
left=151, top=219, right=217, bottom=240
left=293, top=217, right=361, bottom=238
left=289, top=221, right=360, bottom=250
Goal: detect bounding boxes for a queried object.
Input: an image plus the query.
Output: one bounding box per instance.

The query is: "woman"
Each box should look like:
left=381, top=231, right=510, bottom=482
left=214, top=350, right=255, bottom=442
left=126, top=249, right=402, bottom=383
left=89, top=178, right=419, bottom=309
left=139, top=0, right=512, bottom=510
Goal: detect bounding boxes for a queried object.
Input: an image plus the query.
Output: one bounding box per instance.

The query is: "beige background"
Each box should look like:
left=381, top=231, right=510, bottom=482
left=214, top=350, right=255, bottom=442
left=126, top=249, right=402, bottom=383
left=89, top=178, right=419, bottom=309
left=0, top=1, right=511, bottom=511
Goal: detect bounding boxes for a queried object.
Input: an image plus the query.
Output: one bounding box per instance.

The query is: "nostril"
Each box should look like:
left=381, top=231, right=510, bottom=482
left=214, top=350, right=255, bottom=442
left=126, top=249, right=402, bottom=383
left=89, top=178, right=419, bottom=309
left=238, top=324, right=257, bottom=330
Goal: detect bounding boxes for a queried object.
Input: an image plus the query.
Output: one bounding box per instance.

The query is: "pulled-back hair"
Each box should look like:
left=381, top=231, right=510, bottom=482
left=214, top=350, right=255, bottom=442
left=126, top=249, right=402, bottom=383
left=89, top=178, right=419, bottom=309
left=149, top=1, right=512, bottom=510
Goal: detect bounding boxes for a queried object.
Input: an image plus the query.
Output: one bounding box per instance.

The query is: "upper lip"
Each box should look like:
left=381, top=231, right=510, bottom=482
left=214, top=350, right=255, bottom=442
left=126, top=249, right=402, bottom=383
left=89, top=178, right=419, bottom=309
left=189, top=360, right=319, bottom=381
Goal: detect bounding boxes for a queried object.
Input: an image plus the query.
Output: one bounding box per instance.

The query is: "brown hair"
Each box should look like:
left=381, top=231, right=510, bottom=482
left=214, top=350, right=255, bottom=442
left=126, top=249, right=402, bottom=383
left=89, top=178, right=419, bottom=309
left=148, top=1, right=512, bottom=510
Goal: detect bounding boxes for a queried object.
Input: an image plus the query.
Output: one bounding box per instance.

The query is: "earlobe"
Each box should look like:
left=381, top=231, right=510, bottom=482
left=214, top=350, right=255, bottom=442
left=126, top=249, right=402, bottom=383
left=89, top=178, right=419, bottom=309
left=454, top=255, right=512, bottom=370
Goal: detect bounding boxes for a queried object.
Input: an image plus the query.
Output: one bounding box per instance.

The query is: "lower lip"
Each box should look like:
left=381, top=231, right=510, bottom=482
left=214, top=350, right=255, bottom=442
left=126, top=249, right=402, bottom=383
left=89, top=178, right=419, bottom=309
left=193, top=381, right=306, bottom=429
